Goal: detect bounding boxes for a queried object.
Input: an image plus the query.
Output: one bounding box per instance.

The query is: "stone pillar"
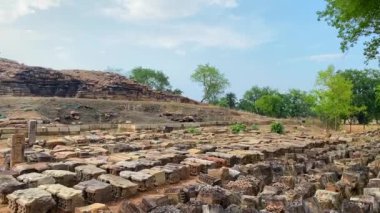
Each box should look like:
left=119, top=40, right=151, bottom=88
left=28, top=120, right=37, bottom=146
left=10, top=134, right=25, bottom=167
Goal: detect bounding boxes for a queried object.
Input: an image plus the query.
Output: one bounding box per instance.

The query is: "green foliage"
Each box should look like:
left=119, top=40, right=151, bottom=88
left=230, top=123, right=247, bottom=134
left=314, top=65, right=353, bottom=129
left=317, top=0, right=380, bottom=64
left=191, top=64, right=230, bottom=103
left=255, top=94, right=285, bottom=118
left=130, top=67, right=171, bottom=91
left=282, top=89, right=316, bottom=118
left=271, top=122, right=284, bottom=134
left=170, top=89, right=183, bottom=95
left=186, top=127, right=201, bottom=135
left=216, top=92, right=237, bottom=109
left=338, top=69, right=380, bottom=124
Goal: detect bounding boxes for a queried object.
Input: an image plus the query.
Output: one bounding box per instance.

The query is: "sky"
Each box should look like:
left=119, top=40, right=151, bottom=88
left=0, top=0, right=378, bottom=101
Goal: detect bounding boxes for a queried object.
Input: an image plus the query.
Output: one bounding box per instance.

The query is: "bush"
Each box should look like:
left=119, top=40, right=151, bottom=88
left=271, top=122, right=284, bottom=134
left=230, top=123, right=247, bottom=134
left=250, top=124, right=259, bottom=130
left=186, top=127, right=201, bottom=135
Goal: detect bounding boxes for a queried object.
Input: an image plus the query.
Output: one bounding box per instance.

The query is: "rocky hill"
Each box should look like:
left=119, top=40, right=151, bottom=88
left=0, top=58, right=196, bottom=103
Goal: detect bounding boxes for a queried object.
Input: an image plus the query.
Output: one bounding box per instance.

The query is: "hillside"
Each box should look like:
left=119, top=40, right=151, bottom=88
left=0, top=58, right=196, bottom=103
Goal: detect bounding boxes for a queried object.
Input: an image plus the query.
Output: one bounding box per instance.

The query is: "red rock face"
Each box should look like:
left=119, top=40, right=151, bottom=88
left=0, top=58, right=197, bottom=104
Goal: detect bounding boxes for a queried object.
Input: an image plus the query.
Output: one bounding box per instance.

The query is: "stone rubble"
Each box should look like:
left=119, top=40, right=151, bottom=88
left=2, top=126, right=380, bottom=212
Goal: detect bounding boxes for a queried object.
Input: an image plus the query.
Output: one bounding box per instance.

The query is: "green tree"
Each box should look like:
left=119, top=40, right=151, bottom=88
left=338, top=69, right=380, bottom=124
left=191, top=64, right=229, bottom=103
left=129, top=67, right=171, bottom=91
left=216, top=92, right=237, bottom=109
left=283, top=89, right=316, bottom=118
left=170, top=89, right=183, bottom=95
left=314, top=65, right=353, bottom=130
left=239, top=86, right=279, bottom=113
left=317, top=0, right=380, bottom=63
left=255, top=94, right=285, bottom=118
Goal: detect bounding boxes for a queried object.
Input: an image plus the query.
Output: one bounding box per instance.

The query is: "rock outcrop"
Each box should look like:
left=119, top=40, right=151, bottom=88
left=0, top=58, right=196, bottom=103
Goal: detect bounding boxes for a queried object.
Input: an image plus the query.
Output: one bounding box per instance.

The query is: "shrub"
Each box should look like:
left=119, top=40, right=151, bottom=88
left=187, top=127, right=201, bottom=135
left=271, top=122, right=284, bottom=134
left=230, top=123, right=247, bottom=134
left=250, top=124, right=259, bottom=130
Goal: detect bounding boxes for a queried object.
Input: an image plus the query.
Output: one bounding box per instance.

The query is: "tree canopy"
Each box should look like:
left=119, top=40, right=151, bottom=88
left=191, top=64, right=229, bottom=103
left=129, top=67, right=171, bottom=91
left=318, top=0, right=380, bottom=63
left=314, top=66, right=353, bottom=129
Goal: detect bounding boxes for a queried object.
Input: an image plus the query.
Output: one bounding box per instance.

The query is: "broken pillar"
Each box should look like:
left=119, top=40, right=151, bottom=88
left=42, top=170, right=78, bottom=187
left=74, top=165, right=106, bottom=181
left=10, top=134, right=25, bottom=168
left=27, top=120, right=37, bottom=146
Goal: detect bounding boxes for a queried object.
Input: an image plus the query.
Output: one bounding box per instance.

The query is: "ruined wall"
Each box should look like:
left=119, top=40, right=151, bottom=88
left=0, top=58, right=196, bottom=104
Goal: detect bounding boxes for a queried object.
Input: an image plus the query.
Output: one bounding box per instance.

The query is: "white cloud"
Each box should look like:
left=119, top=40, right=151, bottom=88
left=308, top=53, right=345, bottom=62
left=0, top=0, right=62, bottom=22
left=104, top=0, right=238, bottom=21
left=103, top=23, right=272, bottom=50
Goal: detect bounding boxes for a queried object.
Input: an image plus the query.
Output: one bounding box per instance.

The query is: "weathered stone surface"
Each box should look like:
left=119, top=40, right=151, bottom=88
left=42, top=170, right=78, bottom=187
left=74, top=179, right=112, bottom=203
left=39, top=184, right=85, bottom=212
left=120, top=170, right=155, bottom=191
left=7, top=188, right=56, bottom=213
left=314, top=189, right=342, bottom=210
left=98, top=174, right=138, bottom=199
left=74, top=165, right=106, bottom=181
left=75, top=203, right=112, bottom=213
left=0, top=58, right=196, bottom=103
left=0, top=175, right=25, bottom=204
left=17, top=172, right=55, bottom=188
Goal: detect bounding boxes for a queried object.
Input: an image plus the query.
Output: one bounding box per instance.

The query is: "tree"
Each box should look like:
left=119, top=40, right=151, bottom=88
left=317, top=0, right=380, bottom=63
left=314, top=65, right=353, bottom=130
left=283, top=89, right=316, bottom=118
left=255, top=94, right=286, bottom=118
left=170, top=89, right=183, bottom=95
left=191, top=64, right=229, bottom=103
left=338, top=69, right=380, bottom=124
left=239, top=86, right=278, bottom=113
left=129, top=67, right=171, bottom=91
left=216, top=92, right=237, bottom=109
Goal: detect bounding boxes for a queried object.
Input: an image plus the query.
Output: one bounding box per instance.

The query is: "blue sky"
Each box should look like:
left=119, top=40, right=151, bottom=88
left=0, top=0, right=377, bottom=101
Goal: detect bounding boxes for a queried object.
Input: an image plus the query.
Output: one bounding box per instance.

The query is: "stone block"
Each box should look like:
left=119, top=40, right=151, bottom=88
left=0, top=175, right=25, bottom=204
left=42, top=170, right=78, bottom=187
left=75, top=203, right=111, bottom=213
left=7, top=188, right=56, bottom=213
left=39, top=184, right=85, bottom=212
left=17, top=172, right=55, bottom=188
left=74, top=165, right=106, bottom=181
left=119, top=170, right=155, bottom=191
left=140, top=168, right=166, bottom=186
left=73, top=179, right=112, bottom=203
left=314, top=189, right=342, bottom=210
left=97, top=174, right=138, bottom=199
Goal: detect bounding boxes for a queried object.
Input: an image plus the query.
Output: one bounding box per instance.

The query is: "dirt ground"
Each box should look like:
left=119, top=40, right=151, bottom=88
left=0, top=96, right=273, bottom=125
